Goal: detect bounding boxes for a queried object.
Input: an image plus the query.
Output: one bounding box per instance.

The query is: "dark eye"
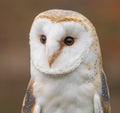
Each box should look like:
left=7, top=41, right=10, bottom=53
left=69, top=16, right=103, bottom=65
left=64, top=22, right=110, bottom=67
left=40, top=35, right=46, bottom=44
left=64, top=36, right=74, bottom=46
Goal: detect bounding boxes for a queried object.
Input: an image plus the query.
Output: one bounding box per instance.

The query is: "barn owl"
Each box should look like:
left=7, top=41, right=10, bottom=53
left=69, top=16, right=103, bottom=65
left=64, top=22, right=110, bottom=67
left=21, top=9, right=111, bottom=113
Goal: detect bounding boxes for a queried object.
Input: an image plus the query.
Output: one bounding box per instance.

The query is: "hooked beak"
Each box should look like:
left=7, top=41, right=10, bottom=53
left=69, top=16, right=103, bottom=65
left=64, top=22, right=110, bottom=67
left=48, top=51, right=60, bottom=67
left=46, top=40, right=64, bottom=67
left=48, top=56, right=55, bottom=67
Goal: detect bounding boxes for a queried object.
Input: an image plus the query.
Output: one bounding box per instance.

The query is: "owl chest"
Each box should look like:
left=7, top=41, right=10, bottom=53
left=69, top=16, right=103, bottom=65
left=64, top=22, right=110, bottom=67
left=33, top=78, right=95, bottom=113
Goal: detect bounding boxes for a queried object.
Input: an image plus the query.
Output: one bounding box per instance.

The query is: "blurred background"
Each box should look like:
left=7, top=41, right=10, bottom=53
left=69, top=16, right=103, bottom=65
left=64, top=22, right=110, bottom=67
left=0, top=0, right=120, bottom=113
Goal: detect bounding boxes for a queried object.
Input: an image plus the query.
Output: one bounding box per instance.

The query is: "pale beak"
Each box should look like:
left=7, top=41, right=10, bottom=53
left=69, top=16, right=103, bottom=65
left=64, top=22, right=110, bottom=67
left=46, top=43, right=63, bottom=67
left=48, top=56, right=55, bottom=67
left=48, top=51, right=60, bottom=67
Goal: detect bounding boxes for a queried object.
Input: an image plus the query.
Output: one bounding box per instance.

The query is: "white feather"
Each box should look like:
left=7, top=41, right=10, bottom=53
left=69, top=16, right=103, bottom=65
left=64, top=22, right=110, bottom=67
left=34, top=104, right=41, bottom=113
left=94, top=93, right=103, bottom=113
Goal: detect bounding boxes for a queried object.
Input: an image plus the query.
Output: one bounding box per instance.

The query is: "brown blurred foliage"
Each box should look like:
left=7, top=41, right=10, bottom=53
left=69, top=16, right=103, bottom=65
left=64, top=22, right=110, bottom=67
left=0, top=0, right=120, bottom=113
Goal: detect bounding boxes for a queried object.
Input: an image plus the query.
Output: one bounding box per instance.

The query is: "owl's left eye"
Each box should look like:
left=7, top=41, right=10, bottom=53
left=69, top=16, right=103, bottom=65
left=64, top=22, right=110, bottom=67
left=40, top=35, right=47, bottom=44
left=64, top=36, right=74, bottom=46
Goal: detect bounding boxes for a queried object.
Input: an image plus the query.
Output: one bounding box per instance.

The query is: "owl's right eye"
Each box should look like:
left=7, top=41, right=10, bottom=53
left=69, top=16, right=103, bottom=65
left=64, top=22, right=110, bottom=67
left=40, top=35, right=47, bottom=44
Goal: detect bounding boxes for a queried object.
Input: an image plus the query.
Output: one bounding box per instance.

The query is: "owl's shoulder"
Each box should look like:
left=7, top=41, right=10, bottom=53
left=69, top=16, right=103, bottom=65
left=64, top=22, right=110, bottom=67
left=21, top=80, right=35, bottom=113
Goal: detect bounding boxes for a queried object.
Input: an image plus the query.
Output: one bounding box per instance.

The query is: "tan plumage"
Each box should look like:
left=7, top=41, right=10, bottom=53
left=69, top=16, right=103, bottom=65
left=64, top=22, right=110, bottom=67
left=21, top=9, right=111, bottom=113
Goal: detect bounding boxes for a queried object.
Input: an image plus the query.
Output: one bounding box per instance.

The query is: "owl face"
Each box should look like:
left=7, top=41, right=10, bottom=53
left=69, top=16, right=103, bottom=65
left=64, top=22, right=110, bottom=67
left=30, top=10, right=97, bottom=75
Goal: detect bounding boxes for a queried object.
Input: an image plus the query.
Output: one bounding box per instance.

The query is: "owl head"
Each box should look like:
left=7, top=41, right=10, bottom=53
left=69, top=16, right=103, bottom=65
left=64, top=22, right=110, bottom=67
left=30, top=9, right=102, bottom=76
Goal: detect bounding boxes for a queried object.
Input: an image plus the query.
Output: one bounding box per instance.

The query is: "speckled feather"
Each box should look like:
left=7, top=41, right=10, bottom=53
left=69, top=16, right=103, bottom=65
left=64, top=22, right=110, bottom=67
left=100, top=72, right=111, bottom=113
left=21, top=80, right=35, bottom=113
